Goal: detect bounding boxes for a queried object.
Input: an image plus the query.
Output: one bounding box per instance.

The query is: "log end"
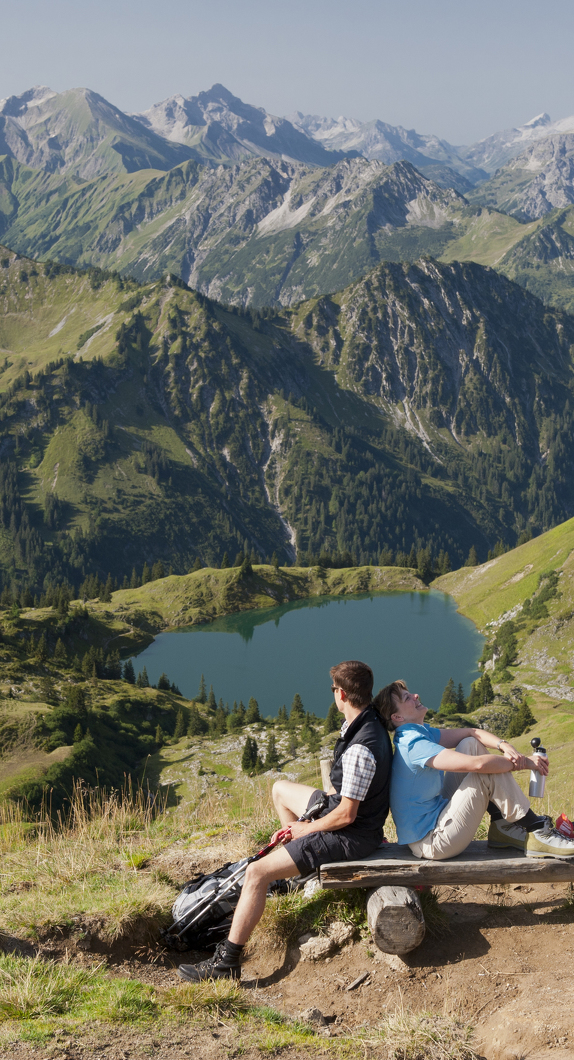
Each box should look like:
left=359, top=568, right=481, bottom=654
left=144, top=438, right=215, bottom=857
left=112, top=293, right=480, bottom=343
left=367, top=885, right=426, bottom=955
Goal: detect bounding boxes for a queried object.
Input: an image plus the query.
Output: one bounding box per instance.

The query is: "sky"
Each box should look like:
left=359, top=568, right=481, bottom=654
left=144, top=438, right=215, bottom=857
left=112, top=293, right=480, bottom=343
left=2, top=0, right=574, bottom=144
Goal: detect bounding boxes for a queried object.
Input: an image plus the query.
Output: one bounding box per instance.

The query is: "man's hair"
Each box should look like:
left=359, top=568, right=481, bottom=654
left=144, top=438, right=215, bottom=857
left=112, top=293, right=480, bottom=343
left=372, top=680, right=408, bottom=731
left=329, top=660, right=373, bottom=707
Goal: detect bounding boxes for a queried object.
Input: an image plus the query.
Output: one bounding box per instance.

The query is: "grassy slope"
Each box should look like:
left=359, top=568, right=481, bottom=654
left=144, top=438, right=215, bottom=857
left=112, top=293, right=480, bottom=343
left=105, top=563, right=427, bottom=630
left=434, top=517, right=574, bottom=813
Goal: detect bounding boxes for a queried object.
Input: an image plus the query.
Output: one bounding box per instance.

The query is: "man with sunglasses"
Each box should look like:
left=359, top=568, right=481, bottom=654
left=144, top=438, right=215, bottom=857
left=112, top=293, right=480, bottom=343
left=177, top=659, right=392, bottom=983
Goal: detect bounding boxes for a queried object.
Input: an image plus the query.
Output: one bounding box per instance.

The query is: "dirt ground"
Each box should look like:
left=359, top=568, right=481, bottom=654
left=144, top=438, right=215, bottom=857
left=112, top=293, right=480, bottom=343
left=3, top=875, right=574, bottom=1060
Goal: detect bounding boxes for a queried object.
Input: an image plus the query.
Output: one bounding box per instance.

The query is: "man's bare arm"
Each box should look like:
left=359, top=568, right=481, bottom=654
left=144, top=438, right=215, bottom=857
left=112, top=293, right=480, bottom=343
left=286, top=796, right=359, bottom=840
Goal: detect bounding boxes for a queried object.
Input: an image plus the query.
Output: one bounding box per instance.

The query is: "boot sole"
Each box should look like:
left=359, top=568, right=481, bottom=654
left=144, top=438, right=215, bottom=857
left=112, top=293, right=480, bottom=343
left=526, top=849, right=574, bottom=859
left=177, top=967, right=240, bottom=982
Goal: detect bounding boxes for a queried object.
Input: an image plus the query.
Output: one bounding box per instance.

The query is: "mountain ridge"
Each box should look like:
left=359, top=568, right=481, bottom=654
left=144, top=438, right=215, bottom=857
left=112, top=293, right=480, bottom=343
left=1, top=247, right=574, bottom=594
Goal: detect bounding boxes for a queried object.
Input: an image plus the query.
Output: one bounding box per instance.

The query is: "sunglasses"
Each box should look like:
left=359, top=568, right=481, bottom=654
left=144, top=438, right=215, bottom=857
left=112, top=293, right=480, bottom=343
left=331, top=685, right=341, bottom=695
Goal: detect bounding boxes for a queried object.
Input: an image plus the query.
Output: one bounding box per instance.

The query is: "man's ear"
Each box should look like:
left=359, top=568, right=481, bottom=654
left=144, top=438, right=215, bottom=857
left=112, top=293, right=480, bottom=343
left=339, top=688, right=347, bottom=702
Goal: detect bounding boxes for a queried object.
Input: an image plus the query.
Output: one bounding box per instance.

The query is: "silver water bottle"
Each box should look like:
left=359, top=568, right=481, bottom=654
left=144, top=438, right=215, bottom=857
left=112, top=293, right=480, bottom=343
left=528, top=737, right=547, bottom=799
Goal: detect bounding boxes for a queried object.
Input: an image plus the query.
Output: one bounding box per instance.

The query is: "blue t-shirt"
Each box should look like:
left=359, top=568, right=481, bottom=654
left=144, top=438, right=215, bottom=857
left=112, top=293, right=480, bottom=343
left=390, top=723, right=447, bottom=845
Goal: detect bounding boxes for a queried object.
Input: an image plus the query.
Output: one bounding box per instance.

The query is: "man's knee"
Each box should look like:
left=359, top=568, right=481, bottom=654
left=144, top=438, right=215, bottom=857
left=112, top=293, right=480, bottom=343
left=456, top=736, right=487, bottom=756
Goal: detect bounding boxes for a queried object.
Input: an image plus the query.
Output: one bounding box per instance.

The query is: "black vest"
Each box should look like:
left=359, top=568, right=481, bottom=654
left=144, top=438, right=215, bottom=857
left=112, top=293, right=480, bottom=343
left=329, top=706, right=392, bottom=834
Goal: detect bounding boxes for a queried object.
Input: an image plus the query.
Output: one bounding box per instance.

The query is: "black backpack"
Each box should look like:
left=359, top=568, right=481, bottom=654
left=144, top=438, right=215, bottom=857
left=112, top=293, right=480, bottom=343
left=161, top=858, right=291, bottom=952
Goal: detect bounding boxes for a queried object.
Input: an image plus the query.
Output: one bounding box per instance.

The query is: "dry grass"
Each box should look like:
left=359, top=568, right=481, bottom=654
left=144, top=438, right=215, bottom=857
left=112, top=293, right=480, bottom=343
left=370, top=1004, right=479, bottom=1060
left=0, top=782, right=178, bottom=939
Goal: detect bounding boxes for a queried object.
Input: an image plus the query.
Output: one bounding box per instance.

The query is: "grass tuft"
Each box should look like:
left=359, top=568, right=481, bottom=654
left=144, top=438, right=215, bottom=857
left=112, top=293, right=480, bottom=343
left=164, top=978, right=250, bottom=1018
left=254, top=887, right=367, bottom=948
left=0, top=955, right=99, bottom=1021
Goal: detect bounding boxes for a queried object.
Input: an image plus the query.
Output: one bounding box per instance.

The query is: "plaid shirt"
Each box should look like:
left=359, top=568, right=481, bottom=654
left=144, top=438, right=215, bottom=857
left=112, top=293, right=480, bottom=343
left=338, top=720, right=377, bottom=801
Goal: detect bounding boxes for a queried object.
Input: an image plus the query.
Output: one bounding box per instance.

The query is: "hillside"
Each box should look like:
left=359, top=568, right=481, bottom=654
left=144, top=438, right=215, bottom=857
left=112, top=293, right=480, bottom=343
left=2, top=249, right=574, bottom=593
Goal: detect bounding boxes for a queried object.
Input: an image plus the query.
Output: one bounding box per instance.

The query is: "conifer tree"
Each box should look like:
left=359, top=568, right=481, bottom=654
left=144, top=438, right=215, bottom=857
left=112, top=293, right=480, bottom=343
left=192, top=557, right=202, bottom=572
left=264, top=733, right=280, bottom=770
left=157, top=673, right=171, bottom=690
left=197, top=673, right=207, bottom=703
left=36, top=631, right=48, bottom=663
left=271, top=552, right=279, bottom=568
left=73, top=724, right=83, bottom=743
left=221, top=552, right=229, bottom=568
left=54, top=638, right=67, bottom=665
left=465, top=545, right=479, bottom=567
left=323, top=701, right=340, bottom=734
left=456, top=683, right=467, bottom=713
left=174, top=709, right=186, bottom=740
left=241, top=735, right=259, bottom=772
left=440, top=678, right=458, bottom=714
left=187, top=705, right=208, bottom=737
left=277, top=704, right=288, bottom=727
left=123, top=659, right=135, bottom=684
left=142, top=562, right=151, bottom=584
left=155, top=724, right=163, bottom=747
left=246, top=697, right=260, bottom=724
left=207, top=684, right=217, bottom=710
left=289, top=693, right=305, bottom=726
left=130, top=567, right=139, bottom=589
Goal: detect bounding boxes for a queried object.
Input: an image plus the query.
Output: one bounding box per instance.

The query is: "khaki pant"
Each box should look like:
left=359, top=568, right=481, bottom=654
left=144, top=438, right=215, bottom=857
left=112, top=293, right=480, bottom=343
left=409, top=737, right=530, bottom=861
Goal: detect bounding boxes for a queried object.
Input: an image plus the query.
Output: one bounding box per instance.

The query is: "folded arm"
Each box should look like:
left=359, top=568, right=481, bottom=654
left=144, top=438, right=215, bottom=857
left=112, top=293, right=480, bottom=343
left=428, top=746, right=547, bottom=775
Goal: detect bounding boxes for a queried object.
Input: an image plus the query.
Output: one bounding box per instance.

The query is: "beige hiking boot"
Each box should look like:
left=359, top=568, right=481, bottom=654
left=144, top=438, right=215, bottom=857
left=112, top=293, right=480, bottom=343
left=526, top=821, right=574, bottom=858
left=487, top=819, right=526, bottom=851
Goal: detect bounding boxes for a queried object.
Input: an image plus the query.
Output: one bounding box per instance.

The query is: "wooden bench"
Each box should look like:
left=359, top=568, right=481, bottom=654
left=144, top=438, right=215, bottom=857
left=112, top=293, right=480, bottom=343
left=319, top=841, right=574, bottom=956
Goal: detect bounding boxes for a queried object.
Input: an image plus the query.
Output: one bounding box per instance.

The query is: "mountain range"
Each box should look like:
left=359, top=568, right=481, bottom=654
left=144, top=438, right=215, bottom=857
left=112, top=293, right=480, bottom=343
left=2, top=83, right=574, bottom=314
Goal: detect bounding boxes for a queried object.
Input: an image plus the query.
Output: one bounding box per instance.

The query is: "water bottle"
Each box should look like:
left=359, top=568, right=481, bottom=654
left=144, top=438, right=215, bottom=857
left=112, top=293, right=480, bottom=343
left=528, top=737, right=547, bottom=798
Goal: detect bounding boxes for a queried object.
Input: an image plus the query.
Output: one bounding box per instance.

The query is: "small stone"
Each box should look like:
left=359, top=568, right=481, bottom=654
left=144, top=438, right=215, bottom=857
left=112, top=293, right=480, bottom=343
left=303, top=878, right=323, bottom=899
left=300, top=1007, right=327, bottom=1026
left=327, top=920, right=355, bottom=946
left=299, top=935, right=335, bottom=961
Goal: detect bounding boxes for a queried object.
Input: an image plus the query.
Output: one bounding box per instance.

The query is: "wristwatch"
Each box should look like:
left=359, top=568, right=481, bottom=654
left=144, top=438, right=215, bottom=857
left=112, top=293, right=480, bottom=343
left=496, top=740, right=506, bottom=751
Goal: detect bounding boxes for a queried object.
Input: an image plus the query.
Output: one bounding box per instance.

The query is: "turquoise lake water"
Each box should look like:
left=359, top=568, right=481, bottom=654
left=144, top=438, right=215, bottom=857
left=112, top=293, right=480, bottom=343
left=131, top=590, right=483, bottom=719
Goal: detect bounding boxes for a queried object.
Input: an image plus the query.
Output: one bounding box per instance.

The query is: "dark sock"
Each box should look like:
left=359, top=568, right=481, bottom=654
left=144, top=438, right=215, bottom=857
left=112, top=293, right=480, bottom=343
left=221, top=940, right=244, bottom=966
left=488, top=801, right=503, bottom=822
left=515, top=809, right=549, bottom=832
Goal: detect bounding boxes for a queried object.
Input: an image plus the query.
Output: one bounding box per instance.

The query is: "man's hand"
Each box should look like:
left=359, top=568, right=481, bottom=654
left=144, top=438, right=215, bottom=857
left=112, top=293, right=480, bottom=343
left=286, top=820, right=315, bottom=841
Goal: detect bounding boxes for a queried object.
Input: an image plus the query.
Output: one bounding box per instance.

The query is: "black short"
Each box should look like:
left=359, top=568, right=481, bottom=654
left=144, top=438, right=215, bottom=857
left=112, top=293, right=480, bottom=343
left=285, top=789, right=383, bottom=877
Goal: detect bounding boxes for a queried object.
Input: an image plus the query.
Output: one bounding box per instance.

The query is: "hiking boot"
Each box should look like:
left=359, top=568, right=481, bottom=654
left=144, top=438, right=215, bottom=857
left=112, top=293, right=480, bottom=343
left=487, top=819, right=526, bottom=851
left=526, top=820, right=574, bottom=859
left=177, top=940, right=241, bottom=982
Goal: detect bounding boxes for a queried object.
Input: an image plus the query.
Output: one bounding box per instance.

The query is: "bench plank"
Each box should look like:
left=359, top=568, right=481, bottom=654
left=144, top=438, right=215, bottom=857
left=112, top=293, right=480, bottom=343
left=320, top=840, right=574, bottom=888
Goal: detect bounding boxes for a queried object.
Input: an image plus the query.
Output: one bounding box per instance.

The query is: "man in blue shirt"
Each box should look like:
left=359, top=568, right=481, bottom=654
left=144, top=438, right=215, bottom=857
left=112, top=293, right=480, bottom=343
left=375, top=680, right=574, bottom=860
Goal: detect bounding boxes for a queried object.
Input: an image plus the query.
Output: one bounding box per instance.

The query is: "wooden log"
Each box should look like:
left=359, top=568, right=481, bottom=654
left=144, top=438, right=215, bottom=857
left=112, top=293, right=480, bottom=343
left=367, top=886, right=425, bottom=955
left=320, top=840, right=574, bottom=889
left=320, top=757, right=333, bottom=792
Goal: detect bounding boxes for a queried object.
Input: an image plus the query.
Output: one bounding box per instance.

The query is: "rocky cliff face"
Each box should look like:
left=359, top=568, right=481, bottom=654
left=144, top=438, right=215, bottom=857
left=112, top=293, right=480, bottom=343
left=469, top=135, right=574, bottom=220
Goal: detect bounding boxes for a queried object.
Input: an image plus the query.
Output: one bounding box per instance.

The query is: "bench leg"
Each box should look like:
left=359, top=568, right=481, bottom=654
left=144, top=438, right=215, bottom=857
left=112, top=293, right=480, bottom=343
left=367, top=885, right=426, bottom=955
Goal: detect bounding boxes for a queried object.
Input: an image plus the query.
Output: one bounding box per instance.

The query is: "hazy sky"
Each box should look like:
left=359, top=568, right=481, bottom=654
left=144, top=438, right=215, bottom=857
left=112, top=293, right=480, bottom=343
left=2, top=0, right=574, bottom=144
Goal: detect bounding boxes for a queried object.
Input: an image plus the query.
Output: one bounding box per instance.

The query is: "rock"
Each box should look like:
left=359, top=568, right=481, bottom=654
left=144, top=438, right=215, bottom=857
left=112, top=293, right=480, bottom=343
left=297, top=932, right=314, bottom=945
left=299, top=1007, right=327, bottom=1026
left=303, top=878, right=323, bottom=899
left=327, top=920, right=355, bottom=946
left=299, top=935, right=335, bottom=961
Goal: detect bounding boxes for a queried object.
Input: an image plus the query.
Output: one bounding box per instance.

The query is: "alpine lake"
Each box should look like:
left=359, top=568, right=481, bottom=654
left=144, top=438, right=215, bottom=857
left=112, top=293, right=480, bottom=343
left=131, top=590, right=483, bottom=718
